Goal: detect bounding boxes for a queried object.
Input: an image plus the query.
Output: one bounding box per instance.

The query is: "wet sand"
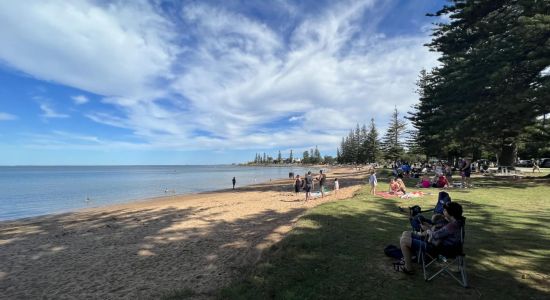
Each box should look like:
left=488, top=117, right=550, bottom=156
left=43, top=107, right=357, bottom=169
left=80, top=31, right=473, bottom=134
left=0, top=167, right=368, bottom=299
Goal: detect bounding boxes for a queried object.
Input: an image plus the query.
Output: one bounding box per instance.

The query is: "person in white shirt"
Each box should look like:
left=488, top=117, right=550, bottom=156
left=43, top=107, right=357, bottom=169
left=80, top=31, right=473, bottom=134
left=369, top=171, right=378, bottom=195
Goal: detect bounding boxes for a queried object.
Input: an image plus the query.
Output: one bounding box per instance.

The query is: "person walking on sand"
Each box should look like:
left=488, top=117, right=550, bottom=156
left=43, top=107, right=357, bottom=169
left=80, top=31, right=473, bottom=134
left=232, top=177, right=236, bottom=190
left=304, top=171, right=313, bottom=202
left=317, top=170, right=327, bottom=198
left=369, top=170, right=378, bottom=195
left=333, top=178, right=339, bottom=194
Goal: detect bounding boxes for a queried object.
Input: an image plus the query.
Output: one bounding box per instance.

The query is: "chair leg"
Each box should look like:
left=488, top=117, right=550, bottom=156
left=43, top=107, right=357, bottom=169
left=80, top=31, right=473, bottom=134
left=424, top=256, right=468, bottom=288
left=420, top=249, right=435, bottom=281
left=459, top=256, right=468, bottom=288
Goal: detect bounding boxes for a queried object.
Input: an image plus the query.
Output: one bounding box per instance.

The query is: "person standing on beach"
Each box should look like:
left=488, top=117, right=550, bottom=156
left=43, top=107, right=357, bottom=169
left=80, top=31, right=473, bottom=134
left=294, top=175, right=302, bottom=194
left=459, top=158, right=471, bottom=188
left=304, top=171, right=313, bottom=202
left=232, top=177, right=236, bottom=190
left=317, top=170, right=327, bottom=198
left=369, top=170, right=378, bottom=195
left=333, top=178, right=339, bottom=194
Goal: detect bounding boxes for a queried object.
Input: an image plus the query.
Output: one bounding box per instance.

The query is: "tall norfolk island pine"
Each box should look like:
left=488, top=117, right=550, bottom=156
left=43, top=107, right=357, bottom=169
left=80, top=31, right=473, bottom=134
left=410, top=0, right=550, bottom=164
left=382, top=108, right=407, bottom=162
left=363, top=118, right=382, bottom=164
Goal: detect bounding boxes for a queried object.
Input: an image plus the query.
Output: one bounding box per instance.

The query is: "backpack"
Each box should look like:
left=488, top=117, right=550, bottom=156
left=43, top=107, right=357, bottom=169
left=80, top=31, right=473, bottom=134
left=409, top=205, right=422, bottom=217
left=384, top=244, right=403, bottom=259
left=434, top=191, right=451, bottom=214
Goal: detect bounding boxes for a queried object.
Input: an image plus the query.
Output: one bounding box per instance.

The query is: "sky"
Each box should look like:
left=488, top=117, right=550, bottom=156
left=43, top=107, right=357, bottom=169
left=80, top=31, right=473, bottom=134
left=0, top=0, right=445, bottom=165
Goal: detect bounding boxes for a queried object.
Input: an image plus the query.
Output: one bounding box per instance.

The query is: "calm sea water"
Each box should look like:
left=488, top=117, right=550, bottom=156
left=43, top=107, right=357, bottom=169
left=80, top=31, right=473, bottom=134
left=0, top=165, right=315, bottom=221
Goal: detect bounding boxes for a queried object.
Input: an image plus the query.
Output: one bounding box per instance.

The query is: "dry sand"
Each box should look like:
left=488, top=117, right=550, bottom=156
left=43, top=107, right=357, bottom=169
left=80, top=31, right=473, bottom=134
left=0, top=167, right=368, bottom=299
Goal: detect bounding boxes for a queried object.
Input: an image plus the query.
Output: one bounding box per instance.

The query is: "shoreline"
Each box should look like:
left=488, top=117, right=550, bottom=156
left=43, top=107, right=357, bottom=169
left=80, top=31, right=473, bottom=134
left=0, top=176, right=292, bottom=224
left=0, top=165, right=325, bottom=223
left=0, top=167, right=368, bottom=299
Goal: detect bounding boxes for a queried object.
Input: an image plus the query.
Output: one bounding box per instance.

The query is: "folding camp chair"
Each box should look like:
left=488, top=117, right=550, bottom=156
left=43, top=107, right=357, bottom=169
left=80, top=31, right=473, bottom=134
left=419, top=218, right=468, bottom=287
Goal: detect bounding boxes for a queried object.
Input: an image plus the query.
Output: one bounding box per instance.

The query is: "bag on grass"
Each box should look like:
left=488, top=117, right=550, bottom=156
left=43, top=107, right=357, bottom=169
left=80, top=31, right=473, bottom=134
left=409, top=205, right=422, bottom=217
left=384, top=244, right=403, bottom=259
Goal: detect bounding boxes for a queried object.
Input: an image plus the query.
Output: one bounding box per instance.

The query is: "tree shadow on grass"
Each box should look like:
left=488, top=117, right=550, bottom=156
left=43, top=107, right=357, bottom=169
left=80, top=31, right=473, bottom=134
left=470, top=176, right=544, bottom=189
left=221, top=189, right=550, bottom=299
left=0, top=203, right=311, bottom=299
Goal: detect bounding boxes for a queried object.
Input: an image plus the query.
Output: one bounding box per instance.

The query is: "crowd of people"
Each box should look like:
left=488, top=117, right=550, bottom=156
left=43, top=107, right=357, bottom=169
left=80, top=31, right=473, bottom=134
left=293, top=170, right=340, bottom=202
left=387, top=158, right=481, bottom=189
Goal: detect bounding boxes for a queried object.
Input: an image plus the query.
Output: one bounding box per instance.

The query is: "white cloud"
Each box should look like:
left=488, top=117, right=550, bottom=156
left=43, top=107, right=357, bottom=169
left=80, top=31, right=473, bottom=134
left=39, top=104, right=69, bottom=119
left=71, top=95, right=89, bottom=105
left=0, top=0, right=178, bottom=98
left=168, top=0, right=438, bottom=147
left=0, top=0, right=440, bottom=153
left=0, top=112, right=17, bottom=121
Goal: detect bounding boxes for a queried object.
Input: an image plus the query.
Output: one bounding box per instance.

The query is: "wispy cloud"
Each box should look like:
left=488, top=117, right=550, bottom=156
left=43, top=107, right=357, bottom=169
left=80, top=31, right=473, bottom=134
left=71, top=95, right=89, bottom=105
left=0, top=0, right=440, bottom=153
left=39, top=104, right=69, bottom=119
left=0, top=112, right=17, bottom=121
left=0, top=0, right=178, bottom=97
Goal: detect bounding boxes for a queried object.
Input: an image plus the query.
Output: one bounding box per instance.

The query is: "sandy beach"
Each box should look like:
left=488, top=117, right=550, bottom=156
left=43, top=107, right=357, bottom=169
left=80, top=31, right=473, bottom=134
left=0, top=167, right=368, bottom=299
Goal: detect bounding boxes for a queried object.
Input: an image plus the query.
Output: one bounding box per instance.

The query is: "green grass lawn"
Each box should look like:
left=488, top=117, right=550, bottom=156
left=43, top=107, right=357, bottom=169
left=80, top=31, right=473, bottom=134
left=219, top=171, right=550, bottom=299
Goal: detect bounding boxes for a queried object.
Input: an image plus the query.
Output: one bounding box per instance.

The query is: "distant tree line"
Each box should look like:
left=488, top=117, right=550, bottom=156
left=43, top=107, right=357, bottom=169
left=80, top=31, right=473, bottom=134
left=252, top=148, right=335, bottom=165
left=337, top=108, right=422, bottom=164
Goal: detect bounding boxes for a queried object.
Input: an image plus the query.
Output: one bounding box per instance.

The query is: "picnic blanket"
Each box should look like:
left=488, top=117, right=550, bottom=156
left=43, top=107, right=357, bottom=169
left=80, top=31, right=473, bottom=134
left=375, top=191, right=428, bottom=199
left=375, top=191, right=404, bottom=199
left=400, top=191, right=428, bottom=199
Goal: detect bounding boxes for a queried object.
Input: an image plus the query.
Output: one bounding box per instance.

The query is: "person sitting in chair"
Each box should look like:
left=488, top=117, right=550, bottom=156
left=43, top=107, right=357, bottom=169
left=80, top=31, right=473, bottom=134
left=410, top=191, right=451, bottom=232
left=397, top=202, right=464, bottom=274
left=419, top=213, right=448, bottom=235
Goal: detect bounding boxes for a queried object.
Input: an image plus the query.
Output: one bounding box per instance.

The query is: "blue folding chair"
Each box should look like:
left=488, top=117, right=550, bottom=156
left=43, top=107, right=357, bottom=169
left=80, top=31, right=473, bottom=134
left=419, top=218, right=468, bottom=287
left=410, top=191, right=451, bottom=231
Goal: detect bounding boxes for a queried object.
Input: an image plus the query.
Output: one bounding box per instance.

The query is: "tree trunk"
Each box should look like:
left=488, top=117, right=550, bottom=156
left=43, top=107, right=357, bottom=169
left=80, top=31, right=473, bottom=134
left=500, top=142, right=517, bottom=166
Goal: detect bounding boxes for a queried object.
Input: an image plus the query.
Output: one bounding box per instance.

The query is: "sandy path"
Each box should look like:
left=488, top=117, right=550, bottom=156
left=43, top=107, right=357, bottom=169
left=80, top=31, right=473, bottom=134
left=0, top=167, right=368, bottom=299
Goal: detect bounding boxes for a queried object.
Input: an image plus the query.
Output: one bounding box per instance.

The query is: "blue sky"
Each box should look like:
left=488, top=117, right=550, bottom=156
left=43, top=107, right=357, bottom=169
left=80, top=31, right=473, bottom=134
left=0, top=0, right=444, bottom=165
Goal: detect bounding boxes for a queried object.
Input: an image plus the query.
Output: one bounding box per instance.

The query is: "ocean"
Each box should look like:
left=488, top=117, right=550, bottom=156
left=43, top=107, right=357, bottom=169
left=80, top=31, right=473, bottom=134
left=0, top=165, right=315, bottom=221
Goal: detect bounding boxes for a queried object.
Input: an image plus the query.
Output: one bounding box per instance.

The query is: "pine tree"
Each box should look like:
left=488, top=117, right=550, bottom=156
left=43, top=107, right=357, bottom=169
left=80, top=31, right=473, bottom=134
left=314, top=146, right=321, bottom=164
left=347, top=130, right=357, bottom=163
left=289, top=149, right=294, bottom=163
left=382, top=107, right=407, bottom=162
left=340, top=137, right=348, bottom=163
left=302, top=150, right=310, bottom=164
left=405, top=129, right=423, bottom=155
left=411, top=0, right=550, bottom=165
left=358, top=124, right=368, bottom=163
left=364, top=118, right=381, bottom=163
left=277, top=150, right=282, bottom=164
